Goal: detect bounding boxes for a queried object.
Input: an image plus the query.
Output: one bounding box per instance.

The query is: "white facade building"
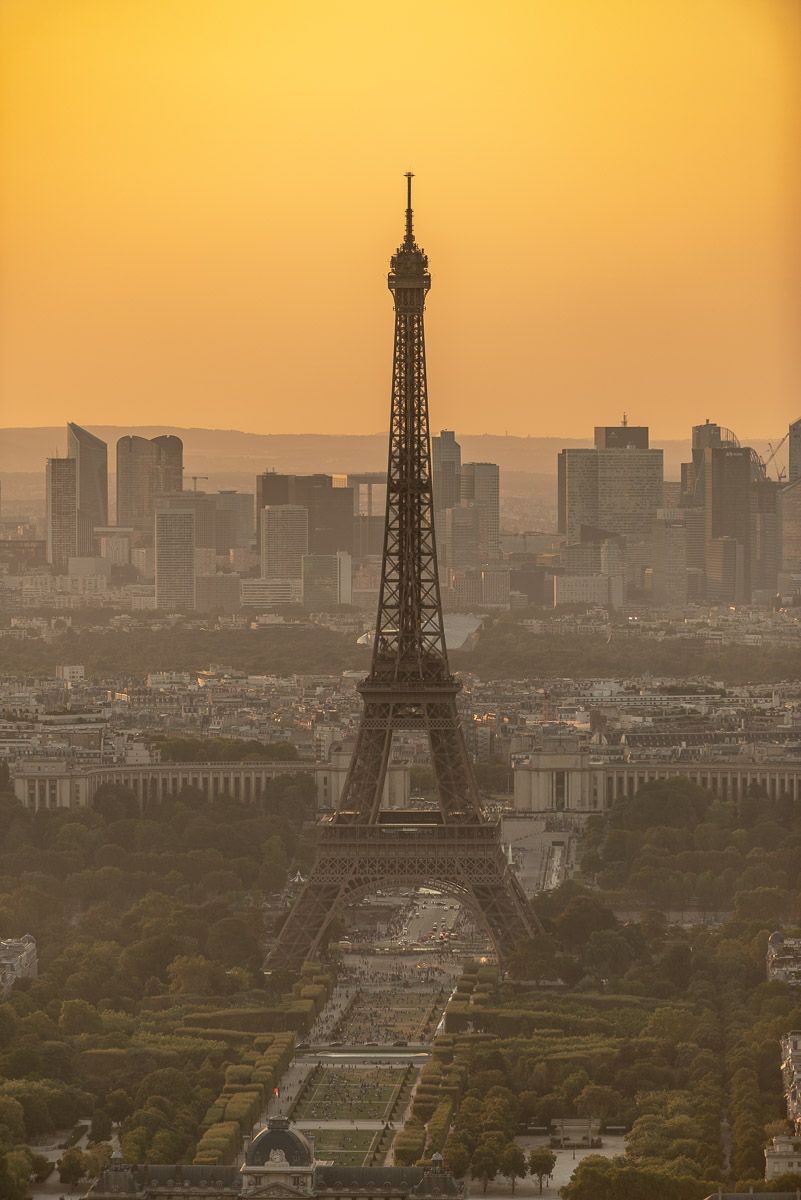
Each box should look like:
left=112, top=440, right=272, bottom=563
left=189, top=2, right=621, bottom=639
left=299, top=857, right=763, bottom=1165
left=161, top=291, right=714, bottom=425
left=241, top=578, right=302, bottom=607
left=0, top=935, right=37, bottom=994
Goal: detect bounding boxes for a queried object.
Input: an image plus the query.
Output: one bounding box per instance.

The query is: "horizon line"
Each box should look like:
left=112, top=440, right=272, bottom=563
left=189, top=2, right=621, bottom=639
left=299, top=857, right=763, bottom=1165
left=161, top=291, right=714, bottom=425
left=0, top=423, right=792, bottom=442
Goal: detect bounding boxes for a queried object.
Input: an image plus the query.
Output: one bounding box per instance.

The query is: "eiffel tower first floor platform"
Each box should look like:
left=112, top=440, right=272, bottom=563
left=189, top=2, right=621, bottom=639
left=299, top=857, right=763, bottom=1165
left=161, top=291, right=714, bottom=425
left=264, top=811, right=541, bottom=974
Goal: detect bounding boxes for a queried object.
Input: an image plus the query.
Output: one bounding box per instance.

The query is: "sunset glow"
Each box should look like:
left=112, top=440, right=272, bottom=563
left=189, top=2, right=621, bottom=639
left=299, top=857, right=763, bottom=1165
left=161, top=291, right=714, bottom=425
left=1, top=0, right=799, bottom=436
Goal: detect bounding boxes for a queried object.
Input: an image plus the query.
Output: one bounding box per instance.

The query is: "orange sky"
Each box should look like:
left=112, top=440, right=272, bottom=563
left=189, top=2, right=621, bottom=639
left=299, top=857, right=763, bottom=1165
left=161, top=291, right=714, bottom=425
left=1, top=0, right=799, bottom=438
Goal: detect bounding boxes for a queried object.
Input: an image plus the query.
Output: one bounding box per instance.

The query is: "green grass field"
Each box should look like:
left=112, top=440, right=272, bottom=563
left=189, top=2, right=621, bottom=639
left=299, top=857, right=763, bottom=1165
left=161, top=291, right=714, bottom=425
left=301, top=1128, right=382, bottom=1166
left=293, top=1066, right=405, bottom=1121
left=332, top=988, right=442, bottom=1043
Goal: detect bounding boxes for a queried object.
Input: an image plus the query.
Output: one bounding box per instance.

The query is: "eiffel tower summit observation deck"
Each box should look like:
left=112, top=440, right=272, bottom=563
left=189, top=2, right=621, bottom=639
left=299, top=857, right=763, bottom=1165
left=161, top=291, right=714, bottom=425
left=265, top=177, right=539, bottom=973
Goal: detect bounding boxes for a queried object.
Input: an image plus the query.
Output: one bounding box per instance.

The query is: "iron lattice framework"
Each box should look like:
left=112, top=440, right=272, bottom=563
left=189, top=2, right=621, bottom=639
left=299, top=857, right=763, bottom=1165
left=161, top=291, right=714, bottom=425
left=266, top=177, right=539, bottom=972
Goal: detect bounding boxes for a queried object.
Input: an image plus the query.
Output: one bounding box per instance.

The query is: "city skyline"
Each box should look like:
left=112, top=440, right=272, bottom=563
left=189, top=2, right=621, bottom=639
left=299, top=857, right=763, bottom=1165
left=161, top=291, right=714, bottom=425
left=2, top=1, right=800, bottom=439
left=5, top=140, right=801, bottom=1200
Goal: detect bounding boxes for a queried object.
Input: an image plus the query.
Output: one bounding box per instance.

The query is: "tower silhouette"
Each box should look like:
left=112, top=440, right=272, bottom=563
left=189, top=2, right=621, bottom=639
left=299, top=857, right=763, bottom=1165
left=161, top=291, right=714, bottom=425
left=266, top=176, right=539, bottom=971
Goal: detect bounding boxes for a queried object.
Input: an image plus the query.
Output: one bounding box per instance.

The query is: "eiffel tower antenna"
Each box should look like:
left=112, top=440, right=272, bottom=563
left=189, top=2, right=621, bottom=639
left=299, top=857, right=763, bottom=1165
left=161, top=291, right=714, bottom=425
left=265, top=177, right=539, bottom=973
left=404, top=170, right=414, bottom=243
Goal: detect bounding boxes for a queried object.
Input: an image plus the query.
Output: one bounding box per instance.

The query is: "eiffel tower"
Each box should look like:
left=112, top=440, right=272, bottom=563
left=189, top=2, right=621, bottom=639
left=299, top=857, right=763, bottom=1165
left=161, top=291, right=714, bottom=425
left=266, top=176, right=539, bottom=972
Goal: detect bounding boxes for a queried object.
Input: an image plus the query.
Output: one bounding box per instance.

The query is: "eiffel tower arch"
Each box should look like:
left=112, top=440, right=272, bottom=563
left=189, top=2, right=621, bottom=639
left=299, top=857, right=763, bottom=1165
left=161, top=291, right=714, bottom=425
left=266, top=176, right=540, bottom=972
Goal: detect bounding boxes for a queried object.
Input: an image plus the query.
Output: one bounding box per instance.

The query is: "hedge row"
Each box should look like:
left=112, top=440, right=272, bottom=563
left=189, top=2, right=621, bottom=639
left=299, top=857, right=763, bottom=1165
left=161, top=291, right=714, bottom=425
left=393, top=1118, right=427, bottom=1166
left=194, top=1120, right=241, bottom=1165
left=192, top=963, right=334, bottom=1165
left=397, top=965, right=483, bottom=1163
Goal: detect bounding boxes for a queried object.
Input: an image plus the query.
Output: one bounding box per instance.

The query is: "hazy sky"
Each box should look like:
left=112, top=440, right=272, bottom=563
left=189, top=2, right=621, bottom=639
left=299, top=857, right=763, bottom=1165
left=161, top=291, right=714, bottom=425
left=1, top=0, right=799, bottom=438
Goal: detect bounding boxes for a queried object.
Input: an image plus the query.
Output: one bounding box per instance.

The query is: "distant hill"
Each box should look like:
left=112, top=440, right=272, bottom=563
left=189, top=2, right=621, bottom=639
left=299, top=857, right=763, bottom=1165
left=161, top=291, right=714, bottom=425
left=0, top=427, right=788, bottom=521
left=2, top=423, right=766, bottom=477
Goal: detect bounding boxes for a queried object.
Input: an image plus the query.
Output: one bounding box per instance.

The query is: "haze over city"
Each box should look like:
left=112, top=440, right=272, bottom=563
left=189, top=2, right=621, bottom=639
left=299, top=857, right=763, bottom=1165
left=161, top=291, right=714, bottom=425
left=2, top=0, right=800, bottom=438
left=5, top=7, right=801, bottom=1200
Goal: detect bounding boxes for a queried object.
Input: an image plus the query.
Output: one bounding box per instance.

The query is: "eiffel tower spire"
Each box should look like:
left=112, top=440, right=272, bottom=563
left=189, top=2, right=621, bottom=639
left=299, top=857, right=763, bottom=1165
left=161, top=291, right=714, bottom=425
left=404, top=170, right=415, bottom=244
left=264, top=178, right=539, bottom=974
left=372, top=173, right=445, bottom=685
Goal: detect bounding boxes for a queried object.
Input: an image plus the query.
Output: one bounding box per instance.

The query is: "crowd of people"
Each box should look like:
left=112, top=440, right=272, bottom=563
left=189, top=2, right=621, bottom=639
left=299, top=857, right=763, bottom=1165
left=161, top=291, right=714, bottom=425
left=293, top=1064, right=407, bottom=1122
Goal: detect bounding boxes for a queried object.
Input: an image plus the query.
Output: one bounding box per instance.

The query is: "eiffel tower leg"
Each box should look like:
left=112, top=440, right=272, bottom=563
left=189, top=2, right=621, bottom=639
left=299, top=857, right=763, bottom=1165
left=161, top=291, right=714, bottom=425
left=266, top=869, right=352, bottom=972
left=470, top=876, right=543, bottom=961
left=426, top=699, right=483, bottom=822
left=335, top=702, right=393, bottom=823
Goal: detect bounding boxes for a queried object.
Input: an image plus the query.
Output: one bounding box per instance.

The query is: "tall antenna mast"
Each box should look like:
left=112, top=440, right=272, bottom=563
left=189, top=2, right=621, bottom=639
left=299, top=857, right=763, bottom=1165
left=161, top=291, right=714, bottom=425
left=404, top=171, right=414, bottom=243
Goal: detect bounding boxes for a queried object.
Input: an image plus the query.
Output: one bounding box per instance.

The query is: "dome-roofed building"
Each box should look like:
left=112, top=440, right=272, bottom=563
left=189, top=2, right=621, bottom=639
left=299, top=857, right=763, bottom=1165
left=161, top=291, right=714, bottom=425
left=242, top=1117, right=315, bottom=1192
left=247, top=1118, right=314, bottom=1168
left=87, top=1117, right=462, bottom=1200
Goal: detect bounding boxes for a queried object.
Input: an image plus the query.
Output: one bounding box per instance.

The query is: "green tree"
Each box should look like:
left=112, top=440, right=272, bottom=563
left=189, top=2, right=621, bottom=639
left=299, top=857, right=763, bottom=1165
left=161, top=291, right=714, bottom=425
left=58, top=1147, right=87, bottom=1186
left=28, top=1151, right=53, bottom=1182
left=59, top=998, right=102, bottom=1034
left=554, top=896, right=617, bottom=950
left=575, top=1085, right=623, bottom=1125
left=528, top=1147, right=556, bottom=1195
left=0, top=1097, right=25, bottom=1143
left=205, top=916, right=259, bottom=967
left=508, top=934, right=560, bottom=983
left=471, top=1144, right=499, bottom=1194
left=498, top=1142, right=527, bottom=1192
left=104, top=1089, right=132, bottom=1123
left=0, top=1004, right=18, bottom=1048
left=89, top=1109, right=113, bottom=1143
left=583, top=929, right=635, bottom=979
left=443, top=1139, right=471, bottom=1179
left=166, top=954, right=217, bottom=994
left=1, top=1150, right=35, bottom=1200
left=85, top=1143, right=113, bottom=1177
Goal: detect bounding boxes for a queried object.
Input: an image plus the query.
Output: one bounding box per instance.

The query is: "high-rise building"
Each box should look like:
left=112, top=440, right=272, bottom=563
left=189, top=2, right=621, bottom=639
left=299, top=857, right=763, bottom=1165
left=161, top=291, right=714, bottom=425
left=443, top=503, right=480, bottom=569
left=156, top=492, right=216, bottom=548
left=681, top=427, right=757, bottom=604
left=117, top=436, right=156, bottom=530
left=701, top=446, right=752, bottom=602
left=789, top=419, right=801, bottom=484
left=460, top=462, right=500, bottom=562
left=67, top=423, right=108, bottom=532
left=155, top=509, right=195, bottom=610
left=751, top=478, right=781, bottom=594
left=302, top=551, right=353, bottom=608
left=558, top=425, right=663, bottom=545
left=596, top=448, right=663, bottom=539
left=117, top=434, right=183, bottom=532
left=594, top=423, right=649, bottom=450
left=651, top=511, right=688, bottom=606
left=780, top=479, right=801, bottom=586
left=348, top=473, right=387, bottom=560
left=480, top=566, right=511, bottom=607
left=214, top=491, right=254, bottom=552
left=432, top=430, right=462, bottom=511
left=557, top=449, right=598, bottom=542
left=255, top=473, right=353, bottom=555
left=152, top=435, right=183, bottom=495
left=95, top=526, right=133, bottom=565
left=261, top=505, right=308, bottom=579
left=680, top=421, right=776, bottom=601
left=46, top=457, right=78, bottom=570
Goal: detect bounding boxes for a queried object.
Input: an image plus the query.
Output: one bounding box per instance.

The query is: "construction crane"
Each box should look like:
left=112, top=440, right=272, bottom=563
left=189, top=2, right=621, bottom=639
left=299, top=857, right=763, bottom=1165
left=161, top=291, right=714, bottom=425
left=764, top=431, right=791, bottom=482
left=189, top=475, right=208, bottom=491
